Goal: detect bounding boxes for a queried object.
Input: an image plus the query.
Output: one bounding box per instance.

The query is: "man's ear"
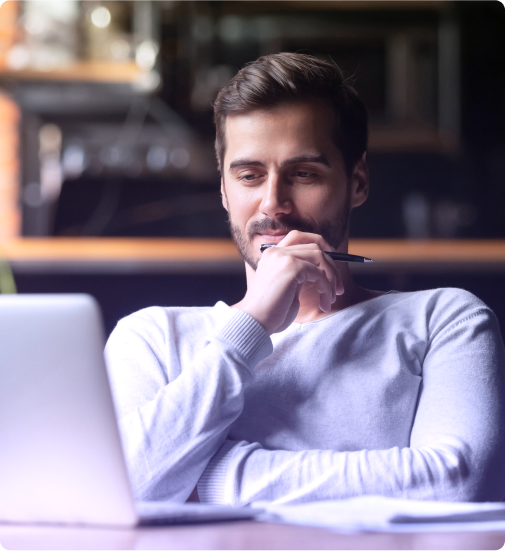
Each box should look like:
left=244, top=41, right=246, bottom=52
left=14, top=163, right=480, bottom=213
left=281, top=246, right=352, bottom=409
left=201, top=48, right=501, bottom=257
left=221, top=177, right=229, bottom=212
left=350, top=152, right=369, bottom=209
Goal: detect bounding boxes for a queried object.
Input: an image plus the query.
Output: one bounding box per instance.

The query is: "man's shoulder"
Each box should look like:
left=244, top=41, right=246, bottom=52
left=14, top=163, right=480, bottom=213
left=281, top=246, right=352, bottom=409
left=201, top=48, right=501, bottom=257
left=381, top=287, right=487, bottom=310
left=111, top=302, right=232, bottom=343
left=376, top=287, right=494, bottom=334
left=387, top=287, right=488, bottom=312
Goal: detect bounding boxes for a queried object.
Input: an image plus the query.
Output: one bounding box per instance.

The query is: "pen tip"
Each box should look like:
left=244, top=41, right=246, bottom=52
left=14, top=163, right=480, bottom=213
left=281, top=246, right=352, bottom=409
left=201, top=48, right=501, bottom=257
left=365, top=259, right=373, bottom=263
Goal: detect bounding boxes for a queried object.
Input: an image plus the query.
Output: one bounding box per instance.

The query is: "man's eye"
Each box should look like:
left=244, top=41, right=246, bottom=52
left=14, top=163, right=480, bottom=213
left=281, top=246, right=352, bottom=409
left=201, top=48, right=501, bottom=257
left=294, top=171, right=317, bottom=179
left=240, top=174, right=258, bottom=182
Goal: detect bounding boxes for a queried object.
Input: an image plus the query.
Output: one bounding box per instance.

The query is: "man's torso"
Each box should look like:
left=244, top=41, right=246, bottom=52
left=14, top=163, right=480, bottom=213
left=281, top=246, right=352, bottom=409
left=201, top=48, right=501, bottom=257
left=133, top=288, right=488, bottom=455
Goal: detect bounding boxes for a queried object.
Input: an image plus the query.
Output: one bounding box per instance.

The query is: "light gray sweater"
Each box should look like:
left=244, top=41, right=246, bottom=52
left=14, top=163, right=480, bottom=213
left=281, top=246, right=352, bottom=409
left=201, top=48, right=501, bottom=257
left=105, top=288, right=505, bottom=506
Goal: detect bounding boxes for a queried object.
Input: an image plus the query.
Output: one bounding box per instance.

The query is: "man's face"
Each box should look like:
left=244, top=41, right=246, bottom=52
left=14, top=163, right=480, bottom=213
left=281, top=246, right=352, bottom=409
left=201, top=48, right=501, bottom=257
left=221, top=100, right=366, bottom=270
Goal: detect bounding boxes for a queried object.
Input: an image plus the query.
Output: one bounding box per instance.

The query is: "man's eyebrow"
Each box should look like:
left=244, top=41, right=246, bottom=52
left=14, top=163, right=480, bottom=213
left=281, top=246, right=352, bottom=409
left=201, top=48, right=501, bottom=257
left=229, top=159, right=265, bottom=171
left=281, top=155, right=330, bottom=168
left=229, top=155, right=329, bottom=171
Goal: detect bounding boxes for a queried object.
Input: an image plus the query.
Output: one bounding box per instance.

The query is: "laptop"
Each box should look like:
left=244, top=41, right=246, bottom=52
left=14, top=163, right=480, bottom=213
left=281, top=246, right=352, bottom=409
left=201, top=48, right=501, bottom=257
left=0, top=294, right=257, bottom=526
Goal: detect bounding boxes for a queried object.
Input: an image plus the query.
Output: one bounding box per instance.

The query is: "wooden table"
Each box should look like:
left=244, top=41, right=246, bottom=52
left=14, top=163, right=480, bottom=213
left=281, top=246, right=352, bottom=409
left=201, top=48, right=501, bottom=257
left=2, top=238, right=505, bottom=274
left=1, top=521, right=504, bottom=550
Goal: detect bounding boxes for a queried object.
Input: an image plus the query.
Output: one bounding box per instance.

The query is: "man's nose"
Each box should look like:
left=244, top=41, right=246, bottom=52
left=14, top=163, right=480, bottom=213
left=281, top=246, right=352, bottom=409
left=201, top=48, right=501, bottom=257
left=259, top=174, right=292, bottom=218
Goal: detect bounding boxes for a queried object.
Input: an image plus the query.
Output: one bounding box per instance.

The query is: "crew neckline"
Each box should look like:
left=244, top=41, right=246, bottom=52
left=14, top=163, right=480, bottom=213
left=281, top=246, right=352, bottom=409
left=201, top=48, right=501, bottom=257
left=290, top=290, right=400, bottom=327
left=214, top=291, right=400, bottom=327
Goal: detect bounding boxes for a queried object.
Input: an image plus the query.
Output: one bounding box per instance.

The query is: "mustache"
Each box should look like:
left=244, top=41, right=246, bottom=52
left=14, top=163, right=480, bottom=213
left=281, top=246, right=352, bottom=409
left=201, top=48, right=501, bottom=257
left=247, top=217, right=316, bottom=240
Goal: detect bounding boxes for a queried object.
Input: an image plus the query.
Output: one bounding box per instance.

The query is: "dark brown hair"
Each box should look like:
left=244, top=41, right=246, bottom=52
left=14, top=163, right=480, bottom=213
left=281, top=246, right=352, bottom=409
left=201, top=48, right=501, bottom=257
left=213, top=52, right=368, bottom=176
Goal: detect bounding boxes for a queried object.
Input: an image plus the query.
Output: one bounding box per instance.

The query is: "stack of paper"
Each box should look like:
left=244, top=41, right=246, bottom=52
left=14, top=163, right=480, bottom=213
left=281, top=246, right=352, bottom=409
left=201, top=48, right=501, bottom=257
left=253, top=496, right=505, bottom=532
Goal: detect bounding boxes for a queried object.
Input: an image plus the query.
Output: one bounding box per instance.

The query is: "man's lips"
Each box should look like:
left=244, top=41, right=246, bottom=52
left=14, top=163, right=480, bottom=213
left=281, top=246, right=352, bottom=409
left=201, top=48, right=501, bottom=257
left=255, top=232, right=288, bottom=245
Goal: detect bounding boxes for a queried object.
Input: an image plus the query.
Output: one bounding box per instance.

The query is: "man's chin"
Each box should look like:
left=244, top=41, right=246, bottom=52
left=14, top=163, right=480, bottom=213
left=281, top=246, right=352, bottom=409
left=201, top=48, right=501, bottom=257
left=228, top=223, right=259, bottom=270
left=242, top=251, right=260, bottom=271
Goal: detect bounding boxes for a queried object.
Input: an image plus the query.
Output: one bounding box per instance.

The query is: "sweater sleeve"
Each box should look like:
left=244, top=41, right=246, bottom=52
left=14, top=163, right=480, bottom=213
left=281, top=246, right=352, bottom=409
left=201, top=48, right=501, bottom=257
left=104, top=307, right=272, bottom=503
left=197, top=304, right=505, bottom=505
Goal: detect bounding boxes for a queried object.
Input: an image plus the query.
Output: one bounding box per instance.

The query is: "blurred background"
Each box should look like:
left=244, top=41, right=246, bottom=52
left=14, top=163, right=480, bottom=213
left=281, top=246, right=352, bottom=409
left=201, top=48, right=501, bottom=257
left=0, top=0, right=504, bottom=334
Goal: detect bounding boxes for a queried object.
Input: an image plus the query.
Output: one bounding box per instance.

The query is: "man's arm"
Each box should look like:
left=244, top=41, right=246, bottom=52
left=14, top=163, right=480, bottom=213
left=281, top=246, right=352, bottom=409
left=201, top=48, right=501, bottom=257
left=105, top=231, right=341, bottom=503
left=197, top=306, right=505, bottom=505
left=105, top=307, right=272, bottom=503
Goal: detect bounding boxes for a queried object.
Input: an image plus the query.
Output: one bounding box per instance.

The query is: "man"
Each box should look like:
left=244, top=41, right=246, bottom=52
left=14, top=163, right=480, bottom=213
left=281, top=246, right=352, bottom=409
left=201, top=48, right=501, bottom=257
left=105, top=53, right=505, bottom=505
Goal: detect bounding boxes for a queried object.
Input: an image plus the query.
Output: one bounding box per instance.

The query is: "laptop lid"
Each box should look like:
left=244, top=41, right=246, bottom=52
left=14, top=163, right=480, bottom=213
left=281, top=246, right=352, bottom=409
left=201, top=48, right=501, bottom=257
left=0, top=294, right=138, bottom=526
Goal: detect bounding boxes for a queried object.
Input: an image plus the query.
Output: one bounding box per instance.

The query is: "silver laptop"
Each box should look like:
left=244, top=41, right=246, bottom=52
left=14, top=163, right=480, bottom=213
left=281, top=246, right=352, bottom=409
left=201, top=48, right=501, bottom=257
left=0, top=294, right=257, bottom=526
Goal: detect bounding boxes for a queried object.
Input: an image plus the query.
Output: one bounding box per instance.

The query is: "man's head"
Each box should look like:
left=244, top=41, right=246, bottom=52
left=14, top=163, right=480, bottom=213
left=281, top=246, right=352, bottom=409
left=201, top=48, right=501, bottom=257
left=214, top=53, right=369, bottom=271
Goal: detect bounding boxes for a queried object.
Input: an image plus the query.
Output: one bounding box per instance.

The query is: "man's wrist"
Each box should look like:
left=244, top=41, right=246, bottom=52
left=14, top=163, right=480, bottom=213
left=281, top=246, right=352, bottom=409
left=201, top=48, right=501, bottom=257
left=218, top=308, right=273, bottom=367
left=233, top=303, right=271, bottom=335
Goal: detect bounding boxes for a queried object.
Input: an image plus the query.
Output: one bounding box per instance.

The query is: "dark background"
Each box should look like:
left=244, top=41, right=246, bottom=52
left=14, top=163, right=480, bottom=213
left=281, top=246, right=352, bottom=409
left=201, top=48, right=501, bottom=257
left=47, top=1, right=505, bottom=242
left=5, top=0, right=505, bottom=335
left=12, top=271, right=505, bottom=338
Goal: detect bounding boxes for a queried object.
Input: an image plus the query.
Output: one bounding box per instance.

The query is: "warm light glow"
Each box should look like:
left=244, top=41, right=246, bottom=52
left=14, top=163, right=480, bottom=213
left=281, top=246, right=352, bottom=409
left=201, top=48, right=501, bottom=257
left=91, top=6, right=111, bottom=29
left=111, top=39, right=130, bottom=59
left=135, top=40, right=158, bottom=70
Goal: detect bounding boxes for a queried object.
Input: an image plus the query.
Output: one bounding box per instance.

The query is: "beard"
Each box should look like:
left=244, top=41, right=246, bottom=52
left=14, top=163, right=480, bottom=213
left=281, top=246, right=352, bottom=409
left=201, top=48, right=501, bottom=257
left=228, top=203, right=351, bottom=271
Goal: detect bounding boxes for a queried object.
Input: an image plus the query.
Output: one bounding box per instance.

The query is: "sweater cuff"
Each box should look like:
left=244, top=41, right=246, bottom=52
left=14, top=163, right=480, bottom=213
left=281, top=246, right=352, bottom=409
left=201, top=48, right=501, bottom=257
left=197, top=440, right=237, bottom=504
left=217, top=308, right=272, bottom=368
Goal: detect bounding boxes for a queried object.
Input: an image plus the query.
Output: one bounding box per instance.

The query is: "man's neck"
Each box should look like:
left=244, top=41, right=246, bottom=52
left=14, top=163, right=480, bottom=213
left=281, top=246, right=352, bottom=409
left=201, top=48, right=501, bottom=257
left=293, top=263, right=356, bottom=323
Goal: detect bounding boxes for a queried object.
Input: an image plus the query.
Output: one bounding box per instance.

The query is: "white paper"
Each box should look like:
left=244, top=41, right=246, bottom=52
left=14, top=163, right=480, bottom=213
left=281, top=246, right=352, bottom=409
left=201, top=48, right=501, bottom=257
left=253, top=496, right=505, bottom=533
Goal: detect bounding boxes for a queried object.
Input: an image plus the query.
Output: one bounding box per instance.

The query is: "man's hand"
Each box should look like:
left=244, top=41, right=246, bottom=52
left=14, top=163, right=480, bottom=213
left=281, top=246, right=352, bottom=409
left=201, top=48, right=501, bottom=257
left=238, top=231, right=345, bottom=335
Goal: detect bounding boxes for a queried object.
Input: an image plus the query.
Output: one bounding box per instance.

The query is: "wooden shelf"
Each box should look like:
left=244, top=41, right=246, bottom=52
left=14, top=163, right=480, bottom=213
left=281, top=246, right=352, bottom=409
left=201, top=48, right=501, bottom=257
left=0, top=238, right=242, bottom=273
left=2, top=238, right=505, bottom=274
left=224, top=1, right=450, bottom=12
left=0, top=61, right=145, bottom=84
left=349, top=240, right=505, bottom=273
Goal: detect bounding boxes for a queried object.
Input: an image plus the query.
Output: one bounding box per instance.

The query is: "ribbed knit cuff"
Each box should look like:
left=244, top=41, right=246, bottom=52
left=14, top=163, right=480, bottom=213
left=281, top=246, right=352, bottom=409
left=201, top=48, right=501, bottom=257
left=197, top=440, right=237, bottom=504
left=217, top=308, right=272, bottom=368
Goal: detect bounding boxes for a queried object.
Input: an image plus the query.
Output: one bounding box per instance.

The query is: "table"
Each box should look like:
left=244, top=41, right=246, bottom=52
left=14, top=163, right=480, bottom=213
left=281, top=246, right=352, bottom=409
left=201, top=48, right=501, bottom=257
left=1, top=521, right=504, bottom=550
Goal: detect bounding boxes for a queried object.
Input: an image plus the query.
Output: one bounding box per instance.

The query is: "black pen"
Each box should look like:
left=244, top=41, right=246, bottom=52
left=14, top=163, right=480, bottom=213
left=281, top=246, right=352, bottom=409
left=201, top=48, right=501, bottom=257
left=260, top=244, right=373, bottom=263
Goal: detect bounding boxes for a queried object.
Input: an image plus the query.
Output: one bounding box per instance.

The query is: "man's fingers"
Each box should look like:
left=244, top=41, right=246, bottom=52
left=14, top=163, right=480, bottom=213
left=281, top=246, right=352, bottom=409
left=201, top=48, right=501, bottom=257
left=335, top=274, right=344, bottom=297
left=242, top=234, right=347, bottom=333
left=277, top=230, right=334, bottom=253
left=272, top=247, right=340, bottom=299
left=270, top=230, right=346, bottom=296
left=293, top=262, right=334, bottom=312
left=333, top=261, right=345, bottom=296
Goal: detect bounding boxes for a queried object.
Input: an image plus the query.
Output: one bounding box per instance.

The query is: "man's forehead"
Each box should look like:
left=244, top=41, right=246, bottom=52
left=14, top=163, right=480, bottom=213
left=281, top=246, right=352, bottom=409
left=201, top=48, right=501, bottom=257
left=223, top=101, right=336, bottom=163
left=225, top=100, right=334, bottom=130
